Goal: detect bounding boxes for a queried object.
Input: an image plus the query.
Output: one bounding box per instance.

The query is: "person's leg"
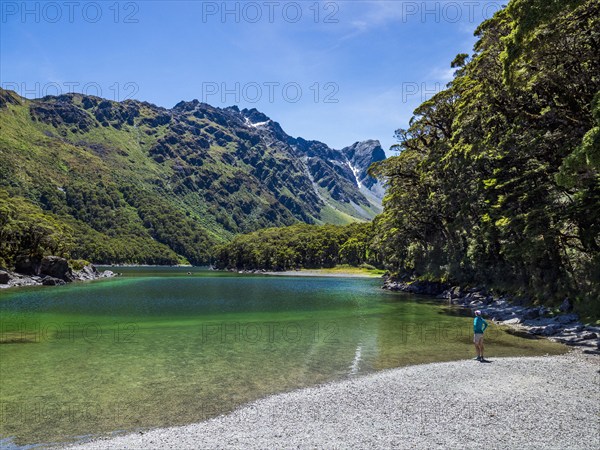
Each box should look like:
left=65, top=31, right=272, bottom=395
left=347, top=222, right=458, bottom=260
left=480, top=338, right=484, bottom=360
left=473, top=335, right=481, bottom=359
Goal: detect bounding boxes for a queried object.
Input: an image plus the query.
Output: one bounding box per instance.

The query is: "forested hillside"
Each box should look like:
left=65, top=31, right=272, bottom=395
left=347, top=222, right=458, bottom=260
left=371, top=0, right=599, bottom=305
left=213, top=223, right=381, bottom=271
left=0, top=89, right=383, bottom=267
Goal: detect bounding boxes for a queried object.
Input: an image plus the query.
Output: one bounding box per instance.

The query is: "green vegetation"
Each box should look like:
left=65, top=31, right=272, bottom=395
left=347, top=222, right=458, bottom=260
left=370, top=0, right=599, bottom=309
left=0, top=190, right=74, bottom=268
left=1, top=0, right=597, bottom=316
left=0, top=189, right=184, bottom=267
left=68, top=259, right=92, bottom=271
left=216, top=0, right=599, bottom=316
left=0, top=91, right=206, bottom=266
left=213, top=223, right=381, bottom=271
left=0, top=88, right=374, bottom=267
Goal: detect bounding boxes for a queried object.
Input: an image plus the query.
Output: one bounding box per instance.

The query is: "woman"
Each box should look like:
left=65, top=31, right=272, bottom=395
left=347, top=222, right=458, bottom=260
left=473, top=310, right=488, bottom=362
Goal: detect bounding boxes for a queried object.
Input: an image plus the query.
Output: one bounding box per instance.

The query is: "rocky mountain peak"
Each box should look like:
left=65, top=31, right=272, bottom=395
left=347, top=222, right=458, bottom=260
left=341, top=140, right=386, bottom=189
left=240, top=108, right=270, bottom=125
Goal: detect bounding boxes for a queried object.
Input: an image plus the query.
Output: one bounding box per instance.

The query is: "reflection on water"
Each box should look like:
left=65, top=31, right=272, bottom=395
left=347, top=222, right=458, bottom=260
left=0, top=268, right=565, bottom=447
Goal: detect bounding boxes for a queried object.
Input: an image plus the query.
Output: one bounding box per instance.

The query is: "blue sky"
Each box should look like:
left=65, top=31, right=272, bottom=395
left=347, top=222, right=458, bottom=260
left=1, top=1, right=503, bottom=152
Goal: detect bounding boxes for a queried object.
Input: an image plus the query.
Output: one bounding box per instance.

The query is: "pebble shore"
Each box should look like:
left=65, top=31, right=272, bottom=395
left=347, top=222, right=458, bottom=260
left=69, top=352, right=599, bottom=450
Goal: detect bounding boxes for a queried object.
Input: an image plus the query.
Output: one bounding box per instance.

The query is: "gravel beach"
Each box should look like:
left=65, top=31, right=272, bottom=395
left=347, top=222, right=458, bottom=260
left=69, top=352, right=599, bottom=450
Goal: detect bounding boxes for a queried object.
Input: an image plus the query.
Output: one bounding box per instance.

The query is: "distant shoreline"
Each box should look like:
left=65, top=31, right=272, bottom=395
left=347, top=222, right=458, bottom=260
left=94, top=265, right=383, bottom=278
left=262, top=269, right=382, bottom=278
left=226, top=264, right=386, bottom=278
left=96, top=264, right=196, bottom=268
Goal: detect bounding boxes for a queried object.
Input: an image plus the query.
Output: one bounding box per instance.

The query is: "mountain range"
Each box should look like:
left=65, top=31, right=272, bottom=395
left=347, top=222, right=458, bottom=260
left=0, top=88, right=385, bottom=265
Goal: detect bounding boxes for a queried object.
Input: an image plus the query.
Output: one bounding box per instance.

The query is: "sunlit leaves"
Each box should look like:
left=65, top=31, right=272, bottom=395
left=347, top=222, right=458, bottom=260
left=373, top=0, right=599, bottom=305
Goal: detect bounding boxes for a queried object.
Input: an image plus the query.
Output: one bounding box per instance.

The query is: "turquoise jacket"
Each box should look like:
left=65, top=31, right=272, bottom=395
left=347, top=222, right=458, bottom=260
left=474, top=316, right=488, bottom=334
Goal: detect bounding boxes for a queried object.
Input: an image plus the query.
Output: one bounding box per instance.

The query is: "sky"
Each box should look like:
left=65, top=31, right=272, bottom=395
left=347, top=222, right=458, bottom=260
left=0, top=1, right=504, bottom=153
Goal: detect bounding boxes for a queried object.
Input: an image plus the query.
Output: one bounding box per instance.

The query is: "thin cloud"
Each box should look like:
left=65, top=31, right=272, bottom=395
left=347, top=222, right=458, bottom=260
left=338, top=1, right=408, bottom=40
left=428, top=66, right=456, bottom=83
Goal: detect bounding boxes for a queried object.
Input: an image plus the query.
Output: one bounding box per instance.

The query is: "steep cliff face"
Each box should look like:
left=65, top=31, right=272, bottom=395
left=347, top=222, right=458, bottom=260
left=235, top=108, right=385, bottom=219
left=341, top=140, right=387, bottom=207
left=341, top=140, right=386, bottom=190
left=0, top=89, right=385, bottom=264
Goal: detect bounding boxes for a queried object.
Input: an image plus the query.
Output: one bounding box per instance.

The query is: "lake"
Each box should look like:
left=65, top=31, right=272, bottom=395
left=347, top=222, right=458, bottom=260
left=0, top=268, right=565, bottom=448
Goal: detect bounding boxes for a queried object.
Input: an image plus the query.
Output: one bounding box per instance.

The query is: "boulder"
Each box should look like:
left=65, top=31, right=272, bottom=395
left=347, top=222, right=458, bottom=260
left=503, top=318, right=521, bottom=325
left=538, top=306, right=550, bottom=317
left=482, top=295, right=494, bottom=305
left=409, top=280, right=448, bottom=295
left=449, top=286, right=463, bottom=299
left=528, top=327, right=545, bottom=335
left=522, top=308, right=540, bottom=320
left=581, top=332, right=598, bottom=340
left=42, top=276, right=66, bottom=286
left=583, top=348, right=600, bottom=355
left=8, top=274, right=39, bottom=287
left=40, top=256, right=72, bottom=281
left=555, top=313, right=579, bottom=324
left=14, top=255, right=41, bottom=276
left=543, top=324, right=562, bottom=336
left=559, top=298, right=573, bottom=313
left=556, top=335, right=583, bottom=345
left=512, top=296, right=529, bottom=306
left=73, top=264, right=99, bottom=281
left=0, top=270, right=10, bottom=284
left=492, top=313, right=510, bottom=321
left=384, top=278, right=448, bottom=295
left=523, top=316, right=555, bottom=327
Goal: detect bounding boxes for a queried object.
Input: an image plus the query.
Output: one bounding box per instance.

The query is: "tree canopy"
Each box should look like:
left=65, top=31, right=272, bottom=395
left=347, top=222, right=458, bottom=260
left=370, top=0, right=599, bottom=306
left=213, top=223, right=381, bottom=271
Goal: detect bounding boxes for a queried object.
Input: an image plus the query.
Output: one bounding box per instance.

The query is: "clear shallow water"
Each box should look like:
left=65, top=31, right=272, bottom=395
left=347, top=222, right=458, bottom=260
left=0, top=268, right=565, bottom=447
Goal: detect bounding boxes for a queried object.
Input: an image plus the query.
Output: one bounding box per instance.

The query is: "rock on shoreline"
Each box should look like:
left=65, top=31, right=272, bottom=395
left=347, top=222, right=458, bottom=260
left=383, top=278, right=449, bottom=296
left=0, top=256, right=115, bottom=289
left=383, top=277, right=600, bottom=353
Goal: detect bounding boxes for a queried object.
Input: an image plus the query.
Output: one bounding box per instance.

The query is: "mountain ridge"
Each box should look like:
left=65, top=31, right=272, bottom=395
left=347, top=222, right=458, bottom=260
left=0, top=88, right=385, bottom=266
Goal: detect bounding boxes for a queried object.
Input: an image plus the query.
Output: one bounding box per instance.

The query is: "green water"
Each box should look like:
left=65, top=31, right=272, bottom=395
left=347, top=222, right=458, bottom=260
left=0, top=268, right=565, bottom=447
